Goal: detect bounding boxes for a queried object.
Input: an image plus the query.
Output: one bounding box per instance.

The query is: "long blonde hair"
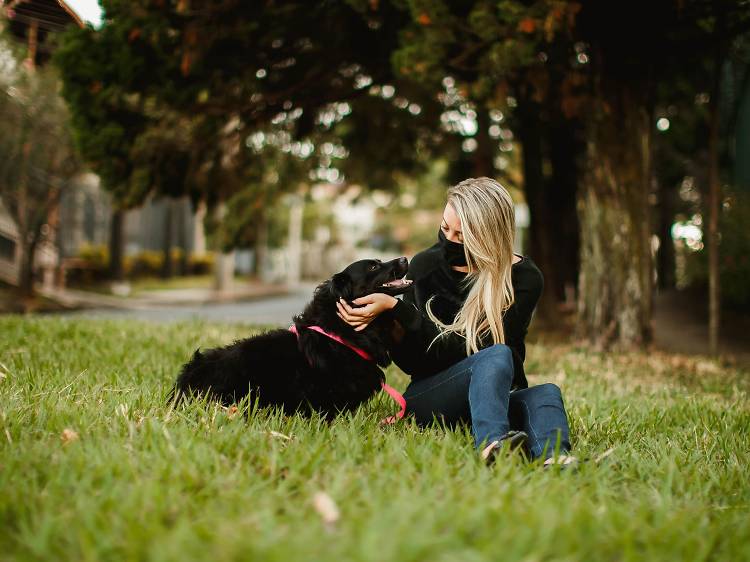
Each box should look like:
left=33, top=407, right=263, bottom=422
left=425, top=177, right=516, bottom=355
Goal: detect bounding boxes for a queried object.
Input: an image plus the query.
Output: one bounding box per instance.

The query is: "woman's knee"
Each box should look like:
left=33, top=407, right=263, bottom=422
left=535, top=383, right=563, bottom=401
left=473, top=344, right=513, bottom=376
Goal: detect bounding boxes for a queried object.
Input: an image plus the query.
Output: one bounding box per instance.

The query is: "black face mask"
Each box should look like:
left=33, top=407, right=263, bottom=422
left=437, top=228, right=467, bottom=267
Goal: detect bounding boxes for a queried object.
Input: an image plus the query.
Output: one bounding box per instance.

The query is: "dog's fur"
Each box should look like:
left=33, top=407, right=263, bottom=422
left=170, top=257, right=412, bottom=418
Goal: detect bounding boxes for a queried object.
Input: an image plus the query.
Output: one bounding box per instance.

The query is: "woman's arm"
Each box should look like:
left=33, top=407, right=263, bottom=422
left=336, top=287, right=468, bottom=378
left=335, top=293, right=398, bottom=331
left=336, top=252, right=470, bottom=378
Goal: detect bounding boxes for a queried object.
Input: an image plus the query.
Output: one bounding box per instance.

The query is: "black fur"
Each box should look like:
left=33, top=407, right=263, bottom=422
left=170, top=257, right=412, bottom=419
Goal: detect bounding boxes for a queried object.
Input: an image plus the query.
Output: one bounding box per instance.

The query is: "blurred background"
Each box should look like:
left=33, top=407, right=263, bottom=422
left=0, top=0, right=748, bottom=357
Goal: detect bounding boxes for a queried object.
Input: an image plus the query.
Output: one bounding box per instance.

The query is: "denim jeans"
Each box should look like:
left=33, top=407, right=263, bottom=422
left=402, top=344, right=571, bottom=460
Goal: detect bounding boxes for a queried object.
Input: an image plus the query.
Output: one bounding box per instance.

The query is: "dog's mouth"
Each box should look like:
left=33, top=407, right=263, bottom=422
left=381, top=277, right=413, bottom=289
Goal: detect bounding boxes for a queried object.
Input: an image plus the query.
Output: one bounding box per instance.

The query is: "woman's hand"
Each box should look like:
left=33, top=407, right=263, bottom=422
left=336, top=293, right=398, bottom=332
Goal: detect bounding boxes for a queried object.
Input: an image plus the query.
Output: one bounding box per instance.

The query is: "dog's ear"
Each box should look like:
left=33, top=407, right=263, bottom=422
left=331, top=272, right=353, bottom=300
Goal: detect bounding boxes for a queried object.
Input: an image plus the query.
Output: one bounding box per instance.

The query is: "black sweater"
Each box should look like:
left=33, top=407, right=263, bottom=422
left=388, top=243, right=544, bottom=390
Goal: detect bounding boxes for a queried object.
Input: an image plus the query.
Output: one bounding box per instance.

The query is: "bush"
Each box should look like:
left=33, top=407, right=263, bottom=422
left=188, top=253, right=214, bottom=275
left=64, top=244, right=110, bottom=285
left=125, top=250, right=164, bottom=277
left=67, top=246, right=216, bottom=284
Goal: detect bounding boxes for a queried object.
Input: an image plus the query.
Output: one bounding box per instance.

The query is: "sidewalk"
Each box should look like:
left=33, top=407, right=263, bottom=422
left=653, top=288, right=750, bottom=364
left=37, top=280, right=291, bottom=311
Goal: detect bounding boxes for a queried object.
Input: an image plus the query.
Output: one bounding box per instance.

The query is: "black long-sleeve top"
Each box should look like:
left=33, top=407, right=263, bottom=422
left=388, top=243, right=544, bottom=390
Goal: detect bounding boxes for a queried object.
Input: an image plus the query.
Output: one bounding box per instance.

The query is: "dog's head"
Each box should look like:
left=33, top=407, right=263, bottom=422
left=329, top=257, right=412, bottom=301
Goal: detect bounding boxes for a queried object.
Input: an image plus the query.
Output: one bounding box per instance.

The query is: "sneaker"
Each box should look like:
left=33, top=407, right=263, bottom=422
left=481, top=430, right=528, bottom=466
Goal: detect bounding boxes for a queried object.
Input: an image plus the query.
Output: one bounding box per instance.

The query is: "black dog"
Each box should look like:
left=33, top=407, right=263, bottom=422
left=170, top=257, right=412, bottom=419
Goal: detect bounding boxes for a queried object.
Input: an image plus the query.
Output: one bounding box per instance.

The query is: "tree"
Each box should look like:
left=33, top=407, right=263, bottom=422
left=638, top=2, right=750, bottom=353
left=54, top=0, right=418, bottom=285
left=0, top=36, right=79, bottom=295
left=385, top=0, right=584, bottom=322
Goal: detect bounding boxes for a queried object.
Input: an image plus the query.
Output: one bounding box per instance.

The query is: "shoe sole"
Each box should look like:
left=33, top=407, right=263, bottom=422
left=481, top=432, right=528, bottom=465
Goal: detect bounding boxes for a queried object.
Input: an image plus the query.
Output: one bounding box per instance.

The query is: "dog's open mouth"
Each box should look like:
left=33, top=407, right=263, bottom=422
left=381, top=278, right=413, bottom=289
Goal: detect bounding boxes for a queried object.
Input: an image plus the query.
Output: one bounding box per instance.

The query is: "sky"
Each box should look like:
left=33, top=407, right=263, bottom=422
left=65, top=0, right=102, bottom=26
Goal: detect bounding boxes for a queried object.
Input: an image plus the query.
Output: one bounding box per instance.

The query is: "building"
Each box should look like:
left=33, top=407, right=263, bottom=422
left=0, top=0, right=84, bottom=286
left=3, top=0, right=82, bottom=67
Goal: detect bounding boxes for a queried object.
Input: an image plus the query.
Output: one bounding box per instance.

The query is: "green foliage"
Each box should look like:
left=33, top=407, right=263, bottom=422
left=77, top=243, right=109, bottom=269
left=53, top=0, right=414, bottom=211
left=54, top=9, right=203, bottom=209
left=126, top=249, right=167, bottom=278
left=1, top=317, right=749, bottom=560
left=335, top=85, right=454, bottom=189
left=63, top=244, right=111, bottom=285
left=0, top=36, right=80, bottom=237
left=391, top=0, right=570, bottom=102
left=68, top=247, right=214, bottom=283
left=685, top=190, right=750, bottom=310
left=187, top=253, right=215, bottom=276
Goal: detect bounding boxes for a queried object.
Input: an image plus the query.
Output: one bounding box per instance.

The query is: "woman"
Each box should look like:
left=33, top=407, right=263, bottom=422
left=336, top=177, right=575, bottom=467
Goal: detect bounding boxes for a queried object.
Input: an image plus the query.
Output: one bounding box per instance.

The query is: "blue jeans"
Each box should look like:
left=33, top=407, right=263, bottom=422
left=402, top=344, right=571, bottom=460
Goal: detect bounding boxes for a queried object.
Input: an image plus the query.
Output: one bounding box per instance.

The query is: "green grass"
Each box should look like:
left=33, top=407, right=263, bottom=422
left=1, top=317, right=749, bottom=562
left=72, top=274, right=256, bottom=297
left=129, top=275, right=242, bottom=293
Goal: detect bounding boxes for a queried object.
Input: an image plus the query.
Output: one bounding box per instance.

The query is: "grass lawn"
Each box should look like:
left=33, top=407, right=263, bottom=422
left=128, top=275, right=254, bottom=294
left=1, top=316, right=749, bottom=561
left=69, top=275, right=258, bottom=297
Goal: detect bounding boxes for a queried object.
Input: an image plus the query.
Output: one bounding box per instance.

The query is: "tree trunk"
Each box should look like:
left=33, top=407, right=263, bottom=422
left=577, top=92, right=653, bottom=348
left=286, top=194, right=303, bottom=287
left=176, top=198, right=188, bottom=276
left=547, top=117, right=581, bottom=309
left=656, top=178, right=676, bottom=290
left=474, top=107, right=494, bottom=177
left=212, top=200, right=233, bottom=292
left=193, top=199, right=207, bottom=255
left=161, top=198, right=174, bottom=279
left=517, top=93, right=561, bottom=322
left=253, top=209, right=268, bottom=278
left=108, top=208, right=125, bottom=281
left=19, top=237, right=38, bottom=296
left=734, top=65, right=750, bottom=190
left=707, top=69, right=722, bottom=356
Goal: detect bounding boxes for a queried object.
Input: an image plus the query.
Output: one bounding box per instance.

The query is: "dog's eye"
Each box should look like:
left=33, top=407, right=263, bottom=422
left=369, top=264, right=378, bottom=271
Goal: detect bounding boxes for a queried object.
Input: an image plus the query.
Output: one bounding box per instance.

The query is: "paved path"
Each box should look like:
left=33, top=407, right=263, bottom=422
left=61, top=282, right=319, bottom=327
left=652, top=289, right=750, bottom=363
left=57, top=285, right=749, bottom=364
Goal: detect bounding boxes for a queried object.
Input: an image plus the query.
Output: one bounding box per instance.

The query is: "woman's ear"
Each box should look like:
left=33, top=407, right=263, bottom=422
left=331, top=272, right=354, bottom=301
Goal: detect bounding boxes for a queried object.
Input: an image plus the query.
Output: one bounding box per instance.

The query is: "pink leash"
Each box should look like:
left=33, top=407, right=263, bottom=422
left=289, top=324, right=406, bottom=424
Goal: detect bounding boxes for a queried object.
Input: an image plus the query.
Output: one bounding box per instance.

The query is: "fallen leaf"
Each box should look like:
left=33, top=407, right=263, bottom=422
left=594, top=447, right=615, bottom=464
left=61, top=429, right=79, bottom=444
left=312, top=491, right=340, bottom=527
left=268, top=430, right=292, bottom=441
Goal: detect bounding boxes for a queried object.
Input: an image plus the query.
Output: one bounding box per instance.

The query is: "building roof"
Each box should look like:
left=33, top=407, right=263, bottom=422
left=4, top=0, right=83, bottom=30
left=2, top=0, right=84, bottom=65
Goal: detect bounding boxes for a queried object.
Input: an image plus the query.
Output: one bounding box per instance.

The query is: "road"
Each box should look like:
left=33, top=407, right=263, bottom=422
left=62, top=282, right=319, bottom=327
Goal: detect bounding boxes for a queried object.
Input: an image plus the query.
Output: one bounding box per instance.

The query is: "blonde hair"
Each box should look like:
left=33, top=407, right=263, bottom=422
left=425, top=177, right=516, bottom=355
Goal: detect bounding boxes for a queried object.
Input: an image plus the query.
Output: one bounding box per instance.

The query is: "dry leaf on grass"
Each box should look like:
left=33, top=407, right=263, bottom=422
left=594, top=447, right=615, bottom=464
left=61, top=429, right=79, bottom=444
left=267, top=430, right=292, bottom=441
left=116, top=403, right=129, bottom=419
left=312, top=491, right=340, bottom=527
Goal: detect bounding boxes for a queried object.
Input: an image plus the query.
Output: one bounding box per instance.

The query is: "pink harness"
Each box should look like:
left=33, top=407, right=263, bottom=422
left=289, top=324, right=406, bottom=424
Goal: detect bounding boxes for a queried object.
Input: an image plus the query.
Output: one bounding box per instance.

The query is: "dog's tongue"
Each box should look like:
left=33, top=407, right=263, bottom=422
left=382, top=278, right=413, bottom=288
